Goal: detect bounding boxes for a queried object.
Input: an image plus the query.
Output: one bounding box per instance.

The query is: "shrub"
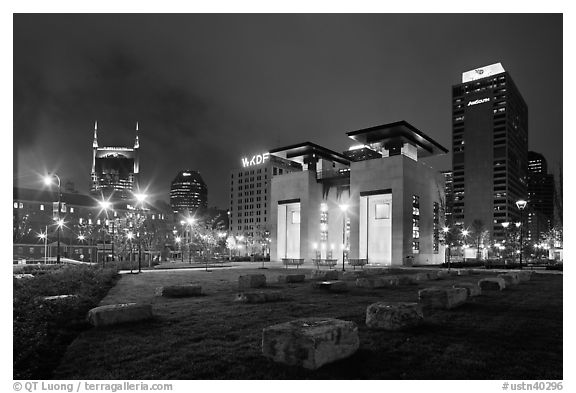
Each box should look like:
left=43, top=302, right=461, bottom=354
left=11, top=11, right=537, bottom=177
left=13, top=265, right=119, bottom=379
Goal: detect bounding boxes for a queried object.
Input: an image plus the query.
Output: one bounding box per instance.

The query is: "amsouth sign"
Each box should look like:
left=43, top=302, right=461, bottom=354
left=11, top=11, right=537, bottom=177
left=241, top=153, right=270, bottom=168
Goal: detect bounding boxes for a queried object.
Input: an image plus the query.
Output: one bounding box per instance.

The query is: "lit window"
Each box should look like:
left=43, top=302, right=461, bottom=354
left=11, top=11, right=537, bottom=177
left=375, top=203, right=390, bottom=219
left=40, top=204, right=44, bottom=211
left=70, top=207, right=74, bottom=213
left=292, top=211, right=301, bottom=224
left=13, top=202, right=17, bottom=209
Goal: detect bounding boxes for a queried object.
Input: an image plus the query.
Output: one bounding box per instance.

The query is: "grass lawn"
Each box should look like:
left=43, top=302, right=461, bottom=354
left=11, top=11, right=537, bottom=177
left=53, top=267, right=562, bottom=380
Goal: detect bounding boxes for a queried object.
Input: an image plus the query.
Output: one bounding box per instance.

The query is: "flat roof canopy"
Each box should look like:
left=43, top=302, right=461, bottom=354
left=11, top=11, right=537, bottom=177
left=346, top=120, right=448, bottom=158
left=270, top=141, right=350, bottom=166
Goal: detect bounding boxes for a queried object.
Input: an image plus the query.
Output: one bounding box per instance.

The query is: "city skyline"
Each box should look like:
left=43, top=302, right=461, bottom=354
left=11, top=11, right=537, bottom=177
left=14, top=14, right=562, bottom=209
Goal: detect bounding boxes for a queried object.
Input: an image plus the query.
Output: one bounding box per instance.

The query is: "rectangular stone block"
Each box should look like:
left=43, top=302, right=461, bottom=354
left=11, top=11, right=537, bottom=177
left=366, top=302, right=424, bottom=330
left=457, top=269, right=470, bottom=276
left=413, top=272, right=430, bottom=282
left=234, top=291, right=286, bottom=303
left=238, top=274, right=267, bottom=290
left=262, top=318, right=359, bottom=370
left=498, top=273, right=520, bottom=286
left=418, top=287, right=468, bottom=309
left=87, top=303, right=153, bottom=327
left=478, top=277, right=506, bottom=291
left=312, top=280, right=348, bottom=293
left=277, top=274, right=306, bottom=283
left=453, top=282, right=481, bottom=297
left=516, top=270, right=533, bottom=282
left=355, top=276, right=400, bottom=288
left=155, top=284, right=202, bottom=297
left=436, top=270, right=450, bottom=279
left=397, top=275, right=416, bottom=285
left=311, top=270, right=339, bottom=281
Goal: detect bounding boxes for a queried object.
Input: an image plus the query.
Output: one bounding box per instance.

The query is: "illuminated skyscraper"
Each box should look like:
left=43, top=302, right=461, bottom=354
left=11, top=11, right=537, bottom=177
left=451, top=63, right=528, bottom=241
left=170, top=170, right=208, bottom=214
left=90, top=122, right=140, bottom=200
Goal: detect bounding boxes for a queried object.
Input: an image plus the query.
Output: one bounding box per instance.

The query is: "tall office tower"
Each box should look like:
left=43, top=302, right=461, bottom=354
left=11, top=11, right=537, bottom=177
left=451, top=63, right=528, bottom=241
left=526, top=151, right=555, bottom=240
left=229, top=151, right=301, bottom=256
left=90, top=122, right=140, bottom=200
left=170, top=170, right=208, bottom=215
left=441, top=170, right=454, bottom=227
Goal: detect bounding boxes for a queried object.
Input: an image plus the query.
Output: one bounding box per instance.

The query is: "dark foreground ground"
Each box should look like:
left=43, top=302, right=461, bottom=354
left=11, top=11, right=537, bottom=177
left=53, top=267, right=562, bottom=380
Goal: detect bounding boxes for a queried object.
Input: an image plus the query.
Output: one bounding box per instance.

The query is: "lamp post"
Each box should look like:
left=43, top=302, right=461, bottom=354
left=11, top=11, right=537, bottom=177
left=501, top=222, right=510, bottom=263
left=98, top=199, right=115, bottom=264
left=133, top=192, right=148, bottom=273
left=38, top=227, right=48, bottom=264
left=515, top=199, right=527, bottom=270
left=43, top=174, right=62, bottom=264
left=127, top=232, right=134, bottom=272
left=186, top=217, right=196, bottom=263
left=175, top=236, right=182, bottom=262
left=442, top=226, right=451, bottom=270
left=461, top=229, right=470, bottom=262
left=339, top=204, right=349, bottom=272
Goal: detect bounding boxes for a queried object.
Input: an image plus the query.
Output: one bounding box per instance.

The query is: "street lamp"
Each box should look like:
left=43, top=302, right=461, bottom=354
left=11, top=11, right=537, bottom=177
left=185, top=217, right=196, bottom=264
left=175, top=236, right=182, bottom=262
left=339, top=204, right=349, bottom=272
left=38, top=228, right=47, bottom=264
left=99, top=199, right=115, bottom=264
left=516, top=199, right=528, bottom=270
left=43, top=174, right=62, bottom=264
left=133, top=192, right=148, bottom=273
left=442, top=226, right=451, bottom=270
left=127, top=232, right=135, bottom=273
left=461, top=229, right=470, bottom=261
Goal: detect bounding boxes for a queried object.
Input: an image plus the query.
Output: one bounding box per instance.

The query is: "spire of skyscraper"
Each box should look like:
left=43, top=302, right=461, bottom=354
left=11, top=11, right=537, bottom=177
left=93, top=120, right=98, bottom=148
left=134, top=121, right=140, bottom=149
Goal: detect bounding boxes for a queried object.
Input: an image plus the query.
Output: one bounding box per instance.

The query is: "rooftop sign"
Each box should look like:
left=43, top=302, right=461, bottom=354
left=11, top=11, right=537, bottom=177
left=242, top=153, right=270, bottom=168
left=462, top=63, right=505, bottom=83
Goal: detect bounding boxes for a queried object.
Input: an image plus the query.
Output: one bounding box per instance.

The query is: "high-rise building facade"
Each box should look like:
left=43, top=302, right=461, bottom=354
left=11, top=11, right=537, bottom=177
left=441, top=170, right=454, bottom=227
left=90, top=122, right=140, bottom=200
left=170, top=170, right=208, bottom=214
left=526, top=151, right=554, bottom=241
left=229, top=152, right=301, bottom=255
left=451, top=63, right=528, bottom=241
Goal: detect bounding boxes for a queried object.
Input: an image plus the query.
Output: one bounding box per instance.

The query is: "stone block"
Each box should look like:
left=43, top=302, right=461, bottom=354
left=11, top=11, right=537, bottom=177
left=312, top=280, right=348, bottom=293
left=418, top=287, right=468, bottom=309
left=311, top=270, right=339, bottom=281
left=453, top=282, right=481, bottom=297
left=436, top=270, right=450, bottom=279
left=447, top=270, right=460, bottom=276
left=277, top=274, right=306, bottom=283
left=365, top=302, right=424, bottom=330
left=457, top=269, right=470, bottom=276
left=155, top=284, right=202, bottom=297
left=413, top=272, right=430, bottom=282
left=238, top=274, right=267, bottom=290
left=516, top=270, right=533, bottom=282
left=42, top=294, right=79, bottom=302
left=262, top=318, right=359, bottom=370
left=87, top=303, right=153, bottom=327
left=478, top=277, right=506, bottom=291
left=355, top=276, right=399, bottom=289
left=234, top=291, right=286, bottom=303
left=497, top=273, right=520, bottom=286
left=395, top=275, right=414, bottom=285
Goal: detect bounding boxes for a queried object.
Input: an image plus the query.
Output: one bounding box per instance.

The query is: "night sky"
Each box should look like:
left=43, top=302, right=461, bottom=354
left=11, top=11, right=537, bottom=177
left=13, top=14, right=563, bottom=209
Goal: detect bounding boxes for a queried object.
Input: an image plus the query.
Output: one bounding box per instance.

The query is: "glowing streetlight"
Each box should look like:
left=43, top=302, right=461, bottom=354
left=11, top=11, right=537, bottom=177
left=99, top=199, right=115, bottom=263
left=42, top=173, right=62, bottom=264
left=78, top=234, right=85, bottom=241
left=38, top=227, right=48, bottom=264
left=516, top=199, right=528, bottom=269
left=339, top=204, right=349, bottom=271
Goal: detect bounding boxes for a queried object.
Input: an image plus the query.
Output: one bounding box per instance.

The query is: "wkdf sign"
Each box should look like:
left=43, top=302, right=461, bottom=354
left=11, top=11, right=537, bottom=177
left=242, top=153, right=270, bottom=168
